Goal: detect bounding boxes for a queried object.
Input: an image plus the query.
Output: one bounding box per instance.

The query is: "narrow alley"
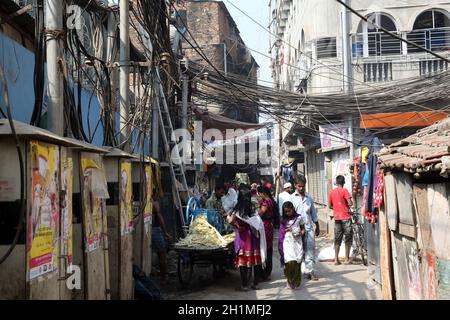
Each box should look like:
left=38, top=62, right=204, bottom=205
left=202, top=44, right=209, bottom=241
left=164, top=236, right=381, bottom=300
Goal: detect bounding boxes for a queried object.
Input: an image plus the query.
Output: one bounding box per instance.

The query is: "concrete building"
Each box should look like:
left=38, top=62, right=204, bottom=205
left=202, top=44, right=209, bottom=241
left=177, top=0, right=259, bottom=123
left=269, top=0, right=450, bottom=206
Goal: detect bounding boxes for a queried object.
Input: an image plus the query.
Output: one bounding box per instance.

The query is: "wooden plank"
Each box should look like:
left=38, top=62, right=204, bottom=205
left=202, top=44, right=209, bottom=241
left=398, top=223, right=416, bottom=239
left=428, top=184, right=450, bottom=259
left=379, top=210, right=394, bottom=300
left=107, top=205, right=120, bottom=300
left=133, top=205, right=143, bottom=270
left=59, top=147, right=72, bottom=300
left=413, top=184, right=433, bottom=252
left=384, top=173, right=398, bottom=231
left=71, top=223, right=84, bottom=300
left=390, top=231, right=399, bottom=300
left=80, top=153, right=109, bottom=300
left=396, top=173, right=415, bottom=226
left=393, top=233, right=410, bottom=300
left=422, top=251, right=438, bottom=300
left=402, top=236, right=422, bottom=300
left=120, top=233, right=134, bottom=300
left=143, top=223, right=152, bottom=276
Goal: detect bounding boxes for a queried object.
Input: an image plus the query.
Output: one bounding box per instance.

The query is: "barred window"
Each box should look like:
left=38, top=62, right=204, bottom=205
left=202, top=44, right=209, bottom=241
left=316, top=37, right=337, bottom=59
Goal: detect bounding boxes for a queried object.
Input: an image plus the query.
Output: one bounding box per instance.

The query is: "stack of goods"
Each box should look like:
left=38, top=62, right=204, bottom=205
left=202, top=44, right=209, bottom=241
left=176, top=214, right=234, bottom=248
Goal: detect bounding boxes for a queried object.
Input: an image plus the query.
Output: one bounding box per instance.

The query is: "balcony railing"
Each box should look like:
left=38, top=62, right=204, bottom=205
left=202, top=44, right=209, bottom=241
left=353, top=27, right=450, bottom=57
left=407, top=28, right=450, bottom=53
left=352, top=31, right=402, bottom=57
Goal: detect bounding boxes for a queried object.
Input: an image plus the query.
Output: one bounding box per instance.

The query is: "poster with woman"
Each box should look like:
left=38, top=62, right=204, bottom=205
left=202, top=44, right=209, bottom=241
left=143, top=164, right=153, bottom=225
left=120, top=161, right=133, bottom=236
left=28, top=141, right=60, bottom=280
left=81, top=154, right=107, bottom=252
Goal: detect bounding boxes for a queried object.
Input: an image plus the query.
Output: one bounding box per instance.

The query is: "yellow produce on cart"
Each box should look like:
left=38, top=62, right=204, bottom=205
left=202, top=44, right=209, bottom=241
left=175, top=214, right=235, bottom=249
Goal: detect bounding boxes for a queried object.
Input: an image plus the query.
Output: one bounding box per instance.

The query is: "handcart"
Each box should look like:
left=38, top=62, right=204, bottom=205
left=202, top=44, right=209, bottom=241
left=174, top=197, right=234, bottom=286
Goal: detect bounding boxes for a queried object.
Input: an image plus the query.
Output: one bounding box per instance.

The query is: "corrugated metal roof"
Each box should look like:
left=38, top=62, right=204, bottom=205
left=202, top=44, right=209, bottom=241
left=378, top=117, right=450, bottom=178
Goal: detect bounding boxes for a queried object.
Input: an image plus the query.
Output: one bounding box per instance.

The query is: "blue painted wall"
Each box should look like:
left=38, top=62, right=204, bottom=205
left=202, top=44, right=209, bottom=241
left=0, top=32, right=104, bottom=146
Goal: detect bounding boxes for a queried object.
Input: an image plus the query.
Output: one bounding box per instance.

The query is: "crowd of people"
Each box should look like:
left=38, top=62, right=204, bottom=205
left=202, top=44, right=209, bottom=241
left=152, top=174, right=355, bottom=292
left=202, top=176, right=321, bottom=291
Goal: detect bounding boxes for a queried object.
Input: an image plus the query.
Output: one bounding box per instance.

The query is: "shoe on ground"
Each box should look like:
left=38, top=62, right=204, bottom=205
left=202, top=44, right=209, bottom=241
left=251, top=285, right=260, bottom=290
left=306, top=273, right=319, bottom=281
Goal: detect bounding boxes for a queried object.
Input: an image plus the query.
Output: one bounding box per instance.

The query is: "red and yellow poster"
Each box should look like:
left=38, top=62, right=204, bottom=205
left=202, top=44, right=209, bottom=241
left=28, top=141, right=60, bottom=280
left=61, top=151, right=73, bottom=266
left=143, top=164, right=153, bottom=225
left=81, top=153, right=108, bottom=252
left=120, top=161, right=133, bottom=236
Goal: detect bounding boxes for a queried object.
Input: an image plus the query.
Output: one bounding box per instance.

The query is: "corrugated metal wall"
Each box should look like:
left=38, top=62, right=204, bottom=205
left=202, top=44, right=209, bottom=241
left=305, top=149, right=326, bottom=205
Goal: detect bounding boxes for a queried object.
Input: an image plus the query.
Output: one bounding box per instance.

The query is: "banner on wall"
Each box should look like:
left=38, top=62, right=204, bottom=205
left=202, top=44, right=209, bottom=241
left=143, top=164, right=153, bottom=225
left=61, top=151, right=73, bottom=266
left=81, top=153, right=109, bottom=252
left=28, top=141, right=60, bottom=280
left=120, top=161, right=133, bottom=236
left=319, top=123, right=349, bottom=150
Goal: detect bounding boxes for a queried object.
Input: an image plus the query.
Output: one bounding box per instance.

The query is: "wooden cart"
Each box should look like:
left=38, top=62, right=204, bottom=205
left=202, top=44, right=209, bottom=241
left=173, top=241, right=235, bottom=287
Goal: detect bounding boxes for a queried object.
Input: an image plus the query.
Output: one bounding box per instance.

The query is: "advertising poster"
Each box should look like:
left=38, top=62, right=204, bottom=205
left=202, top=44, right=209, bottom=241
left=81, top=153, right=109, bottom=252
left=143, top=164, right=153, bottom=225
left=28, top=141, right=60, bottom=280
left=319, top=122, right=349, bottom=150
left=120, top=161, right=133, bottom=236
left=61, top=152, right=73, bottom=266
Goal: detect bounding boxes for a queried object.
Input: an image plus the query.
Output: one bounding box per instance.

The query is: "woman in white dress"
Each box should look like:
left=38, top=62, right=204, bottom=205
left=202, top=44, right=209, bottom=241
left=278, top=201, right=305, bottom=289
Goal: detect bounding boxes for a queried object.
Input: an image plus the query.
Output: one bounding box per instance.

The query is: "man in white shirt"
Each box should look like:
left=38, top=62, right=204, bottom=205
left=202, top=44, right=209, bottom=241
left=278, top=182, right=293, bottom=216
left=221, top=180, right=238, bottom=215
left=291, top=176, right=320, bottom=281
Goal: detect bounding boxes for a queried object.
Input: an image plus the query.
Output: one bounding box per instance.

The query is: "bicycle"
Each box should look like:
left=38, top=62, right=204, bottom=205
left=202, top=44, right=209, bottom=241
left=350, top=208, right=368, bottom=266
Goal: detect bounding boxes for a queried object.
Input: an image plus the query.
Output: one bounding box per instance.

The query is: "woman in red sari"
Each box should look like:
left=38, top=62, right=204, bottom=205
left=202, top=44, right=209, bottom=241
left=227, top=186, right=266, bottom=291
left=257, top=186, right=275, bottom=281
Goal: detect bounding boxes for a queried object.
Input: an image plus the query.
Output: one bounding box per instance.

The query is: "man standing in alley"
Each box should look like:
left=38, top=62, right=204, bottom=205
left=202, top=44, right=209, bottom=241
left=291, top=175, right=320, bottom=281
left=278, top=182, right=293, bottom=217
left=328, top=175, right=354, bottom=265
left=222, top=180, right=238, bottom=216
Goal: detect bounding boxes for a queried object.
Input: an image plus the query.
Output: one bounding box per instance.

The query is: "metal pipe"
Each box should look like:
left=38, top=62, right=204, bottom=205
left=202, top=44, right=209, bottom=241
left=45, top=0, right=63, bottom=135
left=181, top=73, right=188, bottom=130
left=119, top=0, right=130, bottom=152
left=223, top=42, right=228, bottom=76
left=152, top=77, right=160, bottom=159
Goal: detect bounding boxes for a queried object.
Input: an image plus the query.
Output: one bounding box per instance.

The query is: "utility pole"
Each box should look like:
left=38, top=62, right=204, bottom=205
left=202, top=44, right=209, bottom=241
left=119, top=0, right=130, bottom=152
left=341, top=0, right=354, bottom=159
left=45, top=0, right=63, bottom=135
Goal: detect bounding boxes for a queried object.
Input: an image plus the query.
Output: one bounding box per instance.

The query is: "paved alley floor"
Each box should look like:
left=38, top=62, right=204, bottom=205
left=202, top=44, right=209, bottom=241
left=162, top=235, right=381, bottom=300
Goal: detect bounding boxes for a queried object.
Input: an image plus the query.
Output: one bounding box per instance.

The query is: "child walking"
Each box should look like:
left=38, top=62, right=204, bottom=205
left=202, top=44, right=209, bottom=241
left=278, top=201, right=305, bottom=289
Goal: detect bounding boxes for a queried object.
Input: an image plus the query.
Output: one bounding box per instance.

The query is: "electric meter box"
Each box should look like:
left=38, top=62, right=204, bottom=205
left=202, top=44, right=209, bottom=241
left=103, top=148, right=137, bottom=300
left=0, top=120, right=106, bottom=300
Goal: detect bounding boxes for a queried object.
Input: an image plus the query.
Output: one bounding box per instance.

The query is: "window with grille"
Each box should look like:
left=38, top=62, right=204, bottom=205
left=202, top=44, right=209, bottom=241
left=316, top=37, right=337, bottom=59
left=363, top=62, right=393, bottom=82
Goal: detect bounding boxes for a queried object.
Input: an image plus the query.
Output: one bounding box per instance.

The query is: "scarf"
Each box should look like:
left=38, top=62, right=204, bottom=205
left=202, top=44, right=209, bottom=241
left=236, top=212, right=267, bottom=266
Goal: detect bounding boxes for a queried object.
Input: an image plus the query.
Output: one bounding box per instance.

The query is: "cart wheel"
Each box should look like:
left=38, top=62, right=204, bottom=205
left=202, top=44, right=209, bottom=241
left=178, top=253, right=194, bottom=286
